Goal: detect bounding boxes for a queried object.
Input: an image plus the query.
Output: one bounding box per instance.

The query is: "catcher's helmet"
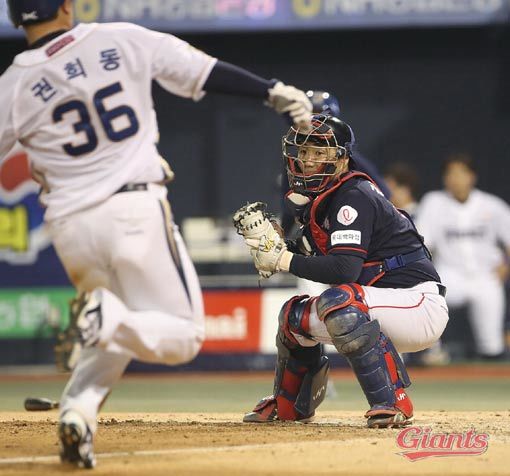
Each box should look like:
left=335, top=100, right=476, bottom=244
left=7, top=0, right=65, bottom=27
left=283, top=114, right=355, bottom=196
left=306, top=90, right=341, bottom=118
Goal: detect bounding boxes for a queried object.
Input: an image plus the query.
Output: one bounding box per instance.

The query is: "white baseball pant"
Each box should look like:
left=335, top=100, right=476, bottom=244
left=292, top=281, right=449, bottom=354
left=47, top=184, right=204, bottom=432
left=438, top=266, right=505, bottom=356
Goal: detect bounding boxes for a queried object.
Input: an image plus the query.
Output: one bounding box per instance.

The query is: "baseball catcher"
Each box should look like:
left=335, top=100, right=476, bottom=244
left=233, top=114, right=449, bottom=428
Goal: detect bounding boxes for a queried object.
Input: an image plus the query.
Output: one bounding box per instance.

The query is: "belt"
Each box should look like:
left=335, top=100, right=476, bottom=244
left=115, top=183, right=148, bottom=194
left=437, top=284, right=447, bottom=297
left=383, top=247, right=430, bottom=272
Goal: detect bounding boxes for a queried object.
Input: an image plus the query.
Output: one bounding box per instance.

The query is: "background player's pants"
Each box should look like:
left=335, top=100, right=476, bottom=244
left=438, top=266, right=506, bottom=356
left=292, top=281, right=449, bottom=354
left=47, top=185, right=204, bottom=432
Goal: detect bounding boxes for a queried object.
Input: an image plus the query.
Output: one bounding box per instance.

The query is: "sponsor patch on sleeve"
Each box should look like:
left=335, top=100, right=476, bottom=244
left=337, top=205, right=358, bottom=225
left=331, top=230, right=361, bottom=245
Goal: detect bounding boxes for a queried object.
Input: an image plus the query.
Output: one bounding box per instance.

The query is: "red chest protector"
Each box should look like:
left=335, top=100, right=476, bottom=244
left=309, top=170, right=379, bottom=254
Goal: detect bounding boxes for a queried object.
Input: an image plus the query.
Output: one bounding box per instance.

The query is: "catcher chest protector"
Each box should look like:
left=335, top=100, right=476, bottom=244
left=273, top=295, right=330, bottom=421
left=317, top=284, right=413, bottom=419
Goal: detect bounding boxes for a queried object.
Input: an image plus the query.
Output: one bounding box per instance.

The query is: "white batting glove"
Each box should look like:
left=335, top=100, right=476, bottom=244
left=267, top=82, right=313, bottom=131
left=253, top=234, right=288, bottom=279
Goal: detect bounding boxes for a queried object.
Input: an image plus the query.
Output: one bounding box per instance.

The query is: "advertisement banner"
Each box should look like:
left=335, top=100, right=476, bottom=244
left=201, top=289, right=262, bottom=353
left=0, top=287, right=73, bottom=338
left=0, top=288, right=267, bottom=354
left=0, top=146, right=51, bottom=266
left=1, top=0, right=509, bottom=37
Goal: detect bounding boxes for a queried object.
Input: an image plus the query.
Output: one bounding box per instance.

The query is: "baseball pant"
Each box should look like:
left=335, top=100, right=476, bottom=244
left=438, top=266, right=506, bottom=356
left=292, top=281, right=449, bottom=354
left=47, top=184, right=204, bottom=432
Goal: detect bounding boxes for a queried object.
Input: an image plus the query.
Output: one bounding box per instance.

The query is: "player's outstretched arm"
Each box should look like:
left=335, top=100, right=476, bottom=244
left=203, top=61, right=312, bottom=130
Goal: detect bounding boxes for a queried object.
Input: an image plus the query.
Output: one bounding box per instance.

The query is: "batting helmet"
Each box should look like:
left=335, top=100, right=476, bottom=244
left=7, top=0, right=65, bottom=27
left=306, top=91, right=341, bottom=118
left=283, top=114, right=355, bottom=195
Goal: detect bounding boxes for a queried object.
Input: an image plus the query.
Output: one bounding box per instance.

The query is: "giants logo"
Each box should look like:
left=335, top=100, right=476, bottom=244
left=396, top=426, right=489, bottom=461
left=0, top=148, right=51, bottom=265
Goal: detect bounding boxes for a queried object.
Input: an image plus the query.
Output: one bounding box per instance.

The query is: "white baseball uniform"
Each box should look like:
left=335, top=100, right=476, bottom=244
left=0, top=22, right=217, bottom=431
left=416, top=189, right=510, bottom=356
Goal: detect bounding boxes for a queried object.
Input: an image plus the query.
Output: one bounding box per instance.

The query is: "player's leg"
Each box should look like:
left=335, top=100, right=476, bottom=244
left=58, top=347, right=129, bottom=469
left=316, top=284, right=416, bottom=428
left=48, top=204, right=120, bottom=468
left=244, top=295, right=329, bottom=422
left=361, top=281, right=449, bottom=354
left=49, top=187, right=205, bottom=466
left=296, top=279, right=338, bottom=398
left=54, top=187, right=205, bottom=367
left=468, top=275, right=506, bottom=357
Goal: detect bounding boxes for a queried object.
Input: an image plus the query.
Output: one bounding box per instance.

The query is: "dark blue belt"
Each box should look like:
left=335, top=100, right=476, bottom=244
left=358, top=247, right=432, bottom=286
left=383, top=247, right=430, bottom=272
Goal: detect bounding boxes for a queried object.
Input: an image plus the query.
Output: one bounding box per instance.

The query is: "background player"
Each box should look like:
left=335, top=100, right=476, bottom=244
left=234, top=114, right=449, bottom=427
left=0, top=0, right=313, bottom=468
left=384, top=161, right=450, bottom=366
left=416, top=153, right=510, bottom=359
left=383, top=162, right=420, bottom=218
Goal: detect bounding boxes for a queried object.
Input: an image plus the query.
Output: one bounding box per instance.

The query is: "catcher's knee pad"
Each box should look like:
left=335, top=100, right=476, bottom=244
left=278, top=294, right=315, bottom=346
left=317, top=284, right=374, bottom=355
left=317, top=284, right=412, bottom=418
left=273, top=335, right=329, bottom=421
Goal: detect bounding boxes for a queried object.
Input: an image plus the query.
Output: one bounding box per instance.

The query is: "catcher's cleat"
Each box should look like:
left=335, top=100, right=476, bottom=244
left=55, top=291, right=102, bottom=372
left=242, top=395, right=314, bottom=423
left=59, top=410, right=96, bottom=469
left=365, top=406, right=414, bottom=429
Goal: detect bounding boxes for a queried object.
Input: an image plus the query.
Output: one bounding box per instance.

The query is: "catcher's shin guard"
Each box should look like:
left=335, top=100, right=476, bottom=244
left=243, top=339, right=329, bottom=423
left=244, top=296, right=329, bottom=423
left=317, top=284, right=413, bottom=428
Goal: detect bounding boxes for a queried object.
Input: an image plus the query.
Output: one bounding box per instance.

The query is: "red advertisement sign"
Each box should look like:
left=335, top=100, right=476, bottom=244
left=201, top=290, right=262, bottom=353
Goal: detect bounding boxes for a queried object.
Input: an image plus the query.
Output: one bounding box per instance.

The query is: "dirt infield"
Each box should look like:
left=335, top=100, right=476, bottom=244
left=0, top=411, right=508, bottom=475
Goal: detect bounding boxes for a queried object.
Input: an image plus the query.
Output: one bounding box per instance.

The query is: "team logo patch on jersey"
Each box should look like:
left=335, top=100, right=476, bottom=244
left=337, top=206, right=358, bottom=226
left=331, top=230, right=361, bottom=245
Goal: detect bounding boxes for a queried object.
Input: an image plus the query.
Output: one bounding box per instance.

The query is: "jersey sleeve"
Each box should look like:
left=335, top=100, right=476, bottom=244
left=141, top=28, right=217, bottom=101
left=0, top=69, right=19, bottom=161
left=326, top=188, right=376, bottom=259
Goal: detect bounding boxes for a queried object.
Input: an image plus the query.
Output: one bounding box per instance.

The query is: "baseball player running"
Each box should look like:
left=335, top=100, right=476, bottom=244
left=0, top=0, right=312, bottom=468
left=416, top=154, right=510, bottom=359
left=234, top=115, right=449, bottom=427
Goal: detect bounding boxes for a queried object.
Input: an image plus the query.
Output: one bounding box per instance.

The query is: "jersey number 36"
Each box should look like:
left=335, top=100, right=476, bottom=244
left=52, top=81, right=139, bottom=157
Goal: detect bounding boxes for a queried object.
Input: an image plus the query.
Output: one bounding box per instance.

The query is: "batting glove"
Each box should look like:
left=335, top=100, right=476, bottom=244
left=267, top=82, right=313, bottom=131
left=253, top=234, right=289, bottom=279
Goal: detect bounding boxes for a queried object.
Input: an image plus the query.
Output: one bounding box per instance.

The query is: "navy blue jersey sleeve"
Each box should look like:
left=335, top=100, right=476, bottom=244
left=326, top=188, right=376, bottom=259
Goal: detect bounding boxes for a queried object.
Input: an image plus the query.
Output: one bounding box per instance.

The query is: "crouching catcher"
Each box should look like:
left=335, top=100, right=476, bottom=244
left=234, top=115, right=449, bottom=428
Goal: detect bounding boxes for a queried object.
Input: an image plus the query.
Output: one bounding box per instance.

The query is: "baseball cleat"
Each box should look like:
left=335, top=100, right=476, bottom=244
left=59, top=410, right=96, bottom=469
left=243, top=395, right=315, bottom=423
left=365, top=408, right=414, bottom=429
left=243, top=396, right=278, bottom=423
left=55, top=291, right=102, bottom=372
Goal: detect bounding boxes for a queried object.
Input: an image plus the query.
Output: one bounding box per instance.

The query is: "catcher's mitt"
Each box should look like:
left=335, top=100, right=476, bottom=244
left=232, top=202, right=283, bottom=246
